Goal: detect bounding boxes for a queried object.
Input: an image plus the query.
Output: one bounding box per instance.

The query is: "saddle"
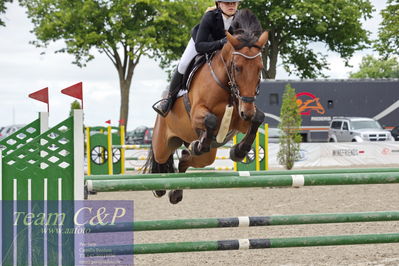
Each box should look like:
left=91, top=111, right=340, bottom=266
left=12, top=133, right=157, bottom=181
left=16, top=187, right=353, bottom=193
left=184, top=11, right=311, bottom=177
left=178, top=54, right=207, bottom=114
left=182, top=54, right=207, bottom=91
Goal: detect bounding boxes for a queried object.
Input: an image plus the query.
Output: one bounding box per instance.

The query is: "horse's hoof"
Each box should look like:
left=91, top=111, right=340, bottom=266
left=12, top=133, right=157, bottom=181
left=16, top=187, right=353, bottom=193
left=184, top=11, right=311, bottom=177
left=152, top=190, right=166, bottom=198
left=168, top=190, right=183, bottom=204
left=229, top=145, right=245, bottom=162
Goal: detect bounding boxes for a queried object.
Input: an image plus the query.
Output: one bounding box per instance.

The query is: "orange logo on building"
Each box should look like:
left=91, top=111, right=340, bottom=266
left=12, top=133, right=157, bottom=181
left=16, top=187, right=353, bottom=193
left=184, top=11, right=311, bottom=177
left=296, top=92, right=325, bottom=115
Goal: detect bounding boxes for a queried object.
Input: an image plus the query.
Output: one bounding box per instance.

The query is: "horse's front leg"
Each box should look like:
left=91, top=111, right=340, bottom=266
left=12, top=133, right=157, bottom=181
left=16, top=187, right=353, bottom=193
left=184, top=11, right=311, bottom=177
left=189, top=107, right=218, bottom=156
left=230, top=108, right=265, bottom=162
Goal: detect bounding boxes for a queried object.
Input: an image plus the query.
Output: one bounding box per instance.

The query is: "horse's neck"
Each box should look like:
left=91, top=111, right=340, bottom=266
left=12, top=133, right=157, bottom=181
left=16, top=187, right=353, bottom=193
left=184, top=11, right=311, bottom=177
left=210, top=46, right=231, bottom=85
left=187, top=46, right=232, bottom=111
left=188, top=45, right=233, bottom=99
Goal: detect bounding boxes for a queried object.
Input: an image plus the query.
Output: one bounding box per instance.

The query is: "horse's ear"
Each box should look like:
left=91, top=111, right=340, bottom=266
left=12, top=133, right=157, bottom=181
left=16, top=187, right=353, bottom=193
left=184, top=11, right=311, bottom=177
left=226, top=31, right=241, bottom=48
left=254, top=31, right=269, bottom=48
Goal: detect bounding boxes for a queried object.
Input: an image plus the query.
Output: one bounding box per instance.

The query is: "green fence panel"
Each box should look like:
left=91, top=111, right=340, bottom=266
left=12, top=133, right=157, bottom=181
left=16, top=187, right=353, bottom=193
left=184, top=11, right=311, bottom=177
left=0, top=114, right=47, bottom=157
left=1, top=112, right=82, bottom=266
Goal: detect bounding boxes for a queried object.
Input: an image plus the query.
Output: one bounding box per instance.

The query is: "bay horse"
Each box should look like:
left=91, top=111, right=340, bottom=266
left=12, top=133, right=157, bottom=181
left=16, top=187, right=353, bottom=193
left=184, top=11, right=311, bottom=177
left=144, top=9, right=269, bottom=204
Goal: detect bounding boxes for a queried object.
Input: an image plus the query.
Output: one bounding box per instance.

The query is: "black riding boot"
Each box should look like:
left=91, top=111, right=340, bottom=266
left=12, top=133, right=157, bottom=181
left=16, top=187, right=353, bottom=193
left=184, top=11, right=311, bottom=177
left=152, top=70, right=184, bottom=117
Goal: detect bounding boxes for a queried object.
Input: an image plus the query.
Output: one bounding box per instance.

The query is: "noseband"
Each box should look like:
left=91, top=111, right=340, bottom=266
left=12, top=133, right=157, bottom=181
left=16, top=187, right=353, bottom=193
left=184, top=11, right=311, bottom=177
left=208, top=50, right=261, bottom=103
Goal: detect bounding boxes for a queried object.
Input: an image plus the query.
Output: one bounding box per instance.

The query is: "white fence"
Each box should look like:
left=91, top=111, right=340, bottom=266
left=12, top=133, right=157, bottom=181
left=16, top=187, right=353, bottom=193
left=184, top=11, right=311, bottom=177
left=268, top=142, right=399, bottom=168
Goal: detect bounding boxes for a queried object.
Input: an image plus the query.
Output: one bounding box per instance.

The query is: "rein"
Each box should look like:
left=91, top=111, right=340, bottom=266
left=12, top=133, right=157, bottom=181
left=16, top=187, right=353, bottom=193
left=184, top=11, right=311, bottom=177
left=208, top=49, right=261, bottom=104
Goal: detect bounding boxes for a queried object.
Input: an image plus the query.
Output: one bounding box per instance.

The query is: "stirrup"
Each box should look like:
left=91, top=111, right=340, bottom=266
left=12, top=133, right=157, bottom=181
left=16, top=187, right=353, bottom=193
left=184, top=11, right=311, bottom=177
left=152, top=99, right=170, bottom=117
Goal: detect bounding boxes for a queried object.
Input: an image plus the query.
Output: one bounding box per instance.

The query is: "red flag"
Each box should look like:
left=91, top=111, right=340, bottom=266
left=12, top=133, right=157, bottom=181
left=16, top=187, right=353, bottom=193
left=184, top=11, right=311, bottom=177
left=105, top=120, right=111, bottom=124
left=29, top=87, right=49, bottom=104
left=61, top=82, right=83, bottom=109
left=61, top=82, right=82, bottom=100
left=29, top=87, right=49, bottom=112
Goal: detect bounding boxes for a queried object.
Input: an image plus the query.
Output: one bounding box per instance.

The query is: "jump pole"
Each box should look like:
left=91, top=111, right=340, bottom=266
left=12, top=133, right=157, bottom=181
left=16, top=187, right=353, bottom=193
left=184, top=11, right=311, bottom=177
left=85, top=210, right=399, bottom=233
left=125, top=155, right=232, bottom=161
left=114, top=144, right=233, bottom=150
left=84, top=167, right=399, bottom=181
left=86, top=172, right=399, bottom=193
left=124, top=166, right=234, bottom=171
left=85, top=233, right=399, bottom=256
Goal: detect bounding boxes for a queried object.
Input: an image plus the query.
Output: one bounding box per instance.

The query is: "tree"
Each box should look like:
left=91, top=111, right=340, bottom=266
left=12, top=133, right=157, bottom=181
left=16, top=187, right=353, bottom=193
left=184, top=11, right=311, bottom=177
left=0, top=0, right=12, bottom=26
left=277, top=84, right=302, bottom=170
left=69, top=100, right=81, bottom=117
left=350, top=55, right=399, bottom=78
left=240, top=0, right=374, bottom=79
left=21, top=0, right=212, bottom=129
left=375, top=0, right=399, bottom=58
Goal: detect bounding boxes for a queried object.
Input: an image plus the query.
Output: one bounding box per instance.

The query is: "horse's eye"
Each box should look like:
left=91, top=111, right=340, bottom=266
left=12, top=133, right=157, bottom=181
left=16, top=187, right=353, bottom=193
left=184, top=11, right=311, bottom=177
left=235, top=66, right=241, bottom=72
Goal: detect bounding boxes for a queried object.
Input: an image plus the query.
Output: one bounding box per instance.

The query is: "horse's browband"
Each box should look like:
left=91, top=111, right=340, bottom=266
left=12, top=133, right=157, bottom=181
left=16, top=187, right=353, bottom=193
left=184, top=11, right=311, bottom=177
left=205, top=50, right=261, bottom=106
left=232, top=52, right=262, bottom=59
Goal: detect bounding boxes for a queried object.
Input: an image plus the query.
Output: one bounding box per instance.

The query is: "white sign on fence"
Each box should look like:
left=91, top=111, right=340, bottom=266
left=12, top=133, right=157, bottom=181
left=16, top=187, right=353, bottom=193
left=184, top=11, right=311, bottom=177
left=268, top=142, right=399, bottom=168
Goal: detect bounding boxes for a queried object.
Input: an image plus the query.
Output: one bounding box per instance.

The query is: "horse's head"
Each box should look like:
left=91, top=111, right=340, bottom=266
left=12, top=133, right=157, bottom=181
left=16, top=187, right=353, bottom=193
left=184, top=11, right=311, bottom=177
left=223, top=31, right=269, bottom=121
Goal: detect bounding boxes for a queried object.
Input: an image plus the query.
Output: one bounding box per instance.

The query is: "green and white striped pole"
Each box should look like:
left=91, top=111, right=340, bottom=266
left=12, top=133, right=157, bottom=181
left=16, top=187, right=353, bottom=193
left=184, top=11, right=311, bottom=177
left=86, top=172, right=399, bottom=193
left=85, top=167, right=399, bottom=181
left=85, top=233, right=399, bottom=256
left=85, top=211, right=399, bottom=233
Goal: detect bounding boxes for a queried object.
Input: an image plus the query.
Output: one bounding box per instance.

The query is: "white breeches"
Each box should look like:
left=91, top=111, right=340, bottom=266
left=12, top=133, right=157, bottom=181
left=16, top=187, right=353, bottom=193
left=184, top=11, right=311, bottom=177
left=177, top=38, right=198, bottom=74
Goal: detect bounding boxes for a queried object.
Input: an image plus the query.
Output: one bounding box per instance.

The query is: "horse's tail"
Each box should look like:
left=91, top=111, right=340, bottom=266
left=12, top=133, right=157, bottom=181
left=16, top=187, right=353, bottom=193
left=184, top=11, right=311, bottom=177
left=142, top=144, right=176, bottom=174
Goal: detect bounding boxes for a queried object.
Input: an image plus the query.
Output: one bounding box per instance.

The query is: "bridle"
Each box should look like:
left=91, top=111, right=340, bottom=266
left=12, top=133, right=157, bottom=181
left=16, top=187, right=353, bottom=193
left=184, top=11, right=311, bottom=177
left=208, top=49, right=262, bottom=103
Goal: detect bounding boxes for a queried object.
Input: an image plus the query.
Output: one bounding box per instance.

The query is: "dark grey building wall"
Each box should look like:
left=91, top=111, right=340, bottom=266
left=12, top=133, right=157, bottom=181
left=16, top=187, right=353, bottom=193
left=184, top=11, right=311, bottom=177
left=256, top=79, right=399, bottom=129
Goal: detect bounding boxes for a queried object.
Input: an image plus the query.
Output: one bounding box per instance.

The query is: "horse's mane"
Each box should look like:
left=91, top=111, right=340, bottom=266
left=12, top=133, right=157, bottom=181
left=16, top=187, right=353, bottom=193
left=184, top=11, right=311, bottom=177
left=231, top=9, right=263, bottom=47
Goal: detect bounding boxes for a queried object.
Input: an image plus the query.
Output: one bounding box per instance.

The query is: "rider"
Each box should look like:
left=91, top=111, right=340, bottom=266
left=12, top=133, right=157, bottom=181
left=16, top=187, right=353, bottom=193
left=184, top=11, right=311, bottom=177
left=153, top=0, right=241, bottom=117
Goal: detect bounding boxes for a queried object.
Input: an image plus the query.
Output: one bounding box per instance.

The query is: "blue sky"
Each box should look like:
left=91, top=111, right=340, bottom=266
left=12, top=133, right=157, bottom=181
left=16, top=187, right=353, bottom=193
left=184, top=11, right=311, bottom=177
left=0, top=1, right=387, bottom=130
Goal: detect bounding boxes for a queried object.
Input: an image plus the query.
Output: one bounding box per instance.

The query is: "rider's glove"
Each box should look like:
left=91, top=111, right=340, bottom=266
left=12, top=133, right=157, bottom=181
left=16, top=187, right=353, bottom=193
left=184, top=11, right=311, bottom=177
left=219, top=37, right=227, bottom=47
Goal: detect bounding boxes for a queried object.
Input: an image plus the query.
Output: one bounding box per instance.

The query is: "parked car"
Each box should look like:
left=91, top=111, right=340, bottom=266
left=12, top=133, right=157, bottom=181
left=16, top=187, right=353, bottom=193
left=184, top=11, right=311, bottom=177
left=391, top=126, right=399, bottom=141
left=328, top=117, right=393, bottom=142
left=126, top=126, right=153, bottom=144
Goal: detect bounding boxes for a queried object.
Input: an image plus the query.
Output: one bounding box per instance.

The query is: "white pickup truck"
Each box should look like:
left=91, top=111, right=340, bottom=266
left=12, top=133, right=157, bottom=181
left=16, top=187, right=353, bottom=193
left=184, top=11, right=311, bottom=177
left=328, top=117, right=394, bottom=142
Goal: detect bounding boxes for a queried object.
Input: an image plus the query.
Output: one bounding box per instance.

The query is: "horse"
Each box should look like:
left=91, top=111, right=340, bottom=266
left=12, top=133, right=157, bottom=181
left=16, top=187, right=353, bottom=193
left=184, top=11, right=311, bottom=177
left=143, top=9, right=269, bottom=204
